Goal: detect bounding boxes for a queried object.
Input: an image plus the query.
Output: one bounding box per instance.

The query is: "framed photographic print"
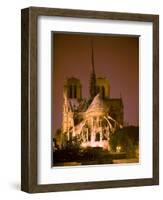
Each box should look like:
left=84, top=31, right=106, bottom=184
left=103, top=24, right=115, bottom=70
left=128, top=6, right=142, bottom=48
left=21, top=7, right=159, bottom=193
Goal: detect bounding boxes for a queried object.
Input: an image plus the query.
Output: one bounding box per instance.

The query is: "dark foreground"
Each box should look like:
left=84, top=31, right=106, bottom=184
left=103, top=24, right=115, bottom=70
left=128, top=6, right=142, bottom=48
left=53, top=147, right=138, bottom=167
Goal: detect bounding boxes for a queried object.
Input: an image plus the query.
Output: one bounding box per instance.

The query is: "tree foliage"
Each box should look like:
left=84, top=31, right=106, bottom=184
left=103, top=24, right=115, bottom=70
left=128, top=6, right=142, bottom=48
left=109, top=126, right=139, bottom=158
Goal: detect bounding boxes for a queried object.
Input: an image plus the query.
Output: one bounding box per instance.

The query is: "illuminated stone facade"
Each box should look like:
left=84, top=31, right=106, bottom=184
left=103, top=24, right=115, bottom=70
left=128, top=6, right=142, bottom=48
left=55, top=42, right=124, bottom=151
left=60, top=77, right=123, bottom=150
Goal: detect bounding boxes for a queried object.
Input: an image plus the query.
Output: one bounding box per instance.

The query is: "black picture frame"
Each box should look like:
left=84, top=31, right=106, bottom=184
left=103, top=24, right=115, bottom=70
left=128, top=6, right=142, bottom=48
left=21, top=7, right=159, bottom=193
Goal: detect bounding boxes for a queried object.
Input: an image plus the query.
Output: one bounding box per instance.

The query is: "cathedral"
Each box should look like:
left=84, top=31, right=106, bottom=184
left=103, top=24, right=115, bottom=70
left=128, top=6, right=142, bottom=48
left=55, top=42, right=124, bottom=151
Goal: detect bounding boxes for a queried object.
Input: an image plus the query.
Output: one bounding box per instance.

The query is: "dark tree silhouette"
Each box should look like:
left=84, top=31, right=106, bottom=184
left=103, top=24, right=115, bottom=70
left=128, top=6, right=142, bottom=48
left=109, top=126, right=139, bottom=158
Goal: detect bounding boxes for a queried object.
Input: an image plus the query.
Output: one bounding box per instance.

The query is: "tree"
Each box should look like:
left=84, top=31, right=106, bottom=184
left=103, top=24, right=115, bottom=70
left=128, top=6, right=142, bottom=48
left=109, top=126, right=139, bottom=158
left=65, top=136, right=81, bottom=151
left=53, top=128, right=61, bottom=150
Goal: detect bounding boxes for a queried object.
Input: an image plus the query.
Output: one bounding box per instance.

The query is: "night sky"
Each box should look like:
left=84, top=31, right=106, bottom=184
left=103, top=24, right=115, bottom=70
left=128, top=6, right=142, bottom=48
left=52, top=33, right=139, bottom=133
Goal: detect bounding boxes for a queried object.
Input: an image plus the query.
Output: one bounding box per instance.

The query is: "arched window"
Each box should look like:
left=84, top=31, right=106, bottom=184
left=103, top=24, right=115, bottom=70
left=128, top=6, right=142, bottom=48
left=95, top=132, right=100, bottom=141
left=102, top=86, right=105, bottom=99
left=69, top=85, right=73, bottom=98
left=96, top=86, right=100, bottom=94
left=88, top=131, right=91, bottom=141
left=74, top=85, right=77, bottom=98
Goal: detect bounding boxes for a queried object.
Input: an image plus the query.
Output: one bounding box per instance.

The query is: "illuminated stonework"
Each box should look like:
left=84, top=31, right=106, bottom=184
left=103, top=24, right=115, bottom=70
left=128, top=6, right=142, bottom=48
left=55, top=41, right=124, bottom=151
left=61, top=90, right=123, bottom=150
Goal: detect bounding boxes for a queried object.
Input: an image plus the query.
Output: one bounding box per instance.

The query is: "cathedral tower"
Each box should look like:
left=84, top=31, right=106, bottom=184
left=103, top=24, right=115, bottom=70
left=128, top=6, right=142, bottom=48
left=63, top=77, right=82, bottom=99
left=62, top=77, right=82, bottom=136
left=96, top=77, right=110, bottom=99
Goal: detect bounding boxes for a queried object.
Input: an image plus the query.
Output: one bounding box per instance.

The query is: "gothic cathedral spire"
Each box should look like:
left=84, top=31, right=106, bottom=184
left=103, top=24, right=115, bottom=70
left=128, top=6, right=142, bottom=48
left=89, top=38, right=97, bottom=99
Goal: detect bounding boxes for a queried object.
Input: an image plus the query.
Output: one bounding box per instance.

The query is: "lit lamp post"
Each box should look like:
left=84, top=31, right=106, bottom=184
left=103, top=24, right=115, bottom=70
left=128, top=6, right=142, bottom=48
left=116, top=146, right=121, bottom=153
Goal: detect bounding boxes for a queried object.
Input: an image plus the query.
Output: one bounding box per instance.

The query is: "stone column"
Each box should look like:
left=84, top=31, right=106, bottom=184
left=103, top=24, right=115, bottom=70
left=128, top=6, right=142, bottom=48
left=92, top=117, right=94, bottom=128
left=67, top=129, right=70, bottom=141
left=91, top=117, right=94, bottom=143
left=72, top=125, right=75, bottom=137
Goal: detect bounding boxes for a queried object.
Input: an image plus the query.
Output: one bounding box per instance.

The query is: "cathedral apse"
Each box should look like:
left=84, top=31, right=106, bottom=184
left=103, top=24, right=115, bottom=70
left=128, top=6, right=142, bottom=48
left=52, top=33, right=139, bottom=166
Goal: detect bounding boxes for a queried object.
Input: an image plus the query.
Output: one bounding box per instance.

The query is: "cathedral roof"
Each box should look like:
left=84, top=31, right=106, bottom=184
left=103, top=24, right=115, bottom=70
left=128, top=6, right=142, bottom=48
left=68, top=98, right=89, bottom=112
left=86, top=94, right=108, bottom=113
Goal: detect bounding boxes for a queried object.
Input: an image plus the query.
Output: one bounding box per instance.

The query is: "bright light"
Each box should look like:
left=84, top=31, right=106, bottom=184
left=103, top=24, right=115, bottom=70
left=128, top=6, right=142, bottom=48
left=116, top=146, right=121, bottom=153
